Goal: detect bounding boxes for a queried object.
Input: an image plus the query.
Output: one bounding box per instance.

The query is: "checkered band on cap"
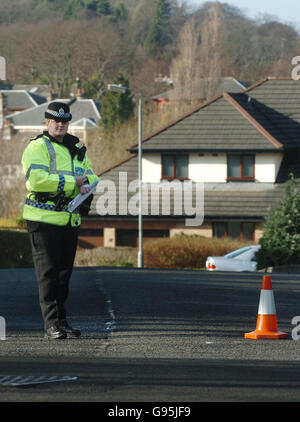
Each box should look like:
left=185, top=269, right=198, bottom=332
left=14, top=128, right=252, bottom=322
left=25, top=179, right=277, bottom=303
left=46, top=109, right=71, bottom=119
left=45, top=102, right=72, bottom=122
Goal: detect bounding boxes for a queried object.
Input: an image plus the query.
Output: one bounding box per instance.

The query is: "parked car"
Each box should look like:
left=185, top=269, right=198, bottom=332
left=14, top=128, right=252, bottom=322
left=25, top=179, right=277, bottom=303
left=205, top=245, right=261, bottom=272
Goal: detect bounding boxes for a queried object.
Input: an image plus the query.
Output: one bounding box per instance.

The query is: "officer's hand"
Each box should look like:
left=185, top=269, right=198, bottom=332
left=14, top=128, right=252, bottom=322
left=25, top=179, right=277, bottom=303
left=76, top=176, right=88, bottom=187
left=80, top=184, right=91, bottom=195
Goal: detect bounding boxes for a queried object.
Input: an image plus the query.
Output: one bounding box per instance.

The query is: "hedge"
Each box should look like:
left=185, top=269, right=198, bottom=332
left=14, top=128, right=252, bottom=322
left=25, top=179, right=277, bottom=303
left=0, top=229, right=33, bottom=268
left=143, top=235, right=252, bottom=269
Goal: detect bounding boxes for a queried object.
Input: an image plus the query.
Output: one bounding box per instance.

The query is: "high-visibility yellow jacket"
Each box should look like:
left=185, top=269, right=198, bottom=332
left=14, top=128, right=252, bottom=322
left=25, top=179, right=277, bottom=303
left=21, top=133, right=100, bottom=227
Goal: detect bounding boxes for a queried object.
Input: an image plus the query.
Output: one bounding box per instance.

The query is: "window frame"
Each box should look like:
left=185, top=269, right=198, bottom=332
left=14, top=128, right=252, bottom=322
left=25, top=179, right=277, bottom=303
left=213, top=222, right=255, bottom=241
left=227, top=154, right=255, bottom=181
left=161, top=153, right=189, bottom=181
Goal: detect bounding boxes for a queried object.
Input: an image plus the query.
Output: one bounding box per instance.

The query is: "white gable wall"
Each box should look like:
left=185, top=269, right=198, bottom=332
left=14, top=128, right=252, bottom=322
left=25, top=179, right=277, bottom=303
left=255, top=153, right=283, bottom=182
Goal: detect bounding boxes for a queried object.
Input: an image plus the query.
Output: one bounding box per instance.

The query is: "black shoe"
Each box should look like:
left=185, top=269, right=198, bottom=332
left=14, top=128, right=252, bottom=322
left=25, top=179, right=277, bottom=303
left=59, top=320, right=81, bottom=338
left=44, top=325, right=67, bottom=340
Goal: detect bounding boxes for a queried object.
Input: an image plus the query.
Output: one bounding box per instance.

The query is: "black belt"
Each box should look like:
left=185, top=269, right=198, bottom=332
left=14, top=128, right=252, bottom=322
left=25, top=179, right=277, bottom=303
left=33, top=192, right=73, bottom=211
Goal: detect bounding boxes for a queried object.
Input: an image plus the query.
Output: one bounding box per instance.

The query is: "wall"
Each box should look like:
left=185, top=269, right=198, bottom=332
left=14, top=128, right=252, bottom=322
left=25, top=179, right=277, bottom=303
left=142, top=154, right=161, bottom=183
left=189, top=153, right=227, bottom=182
left=143, top=152, right=283, bottom=183
left=255, top=154, right=283, bottom=182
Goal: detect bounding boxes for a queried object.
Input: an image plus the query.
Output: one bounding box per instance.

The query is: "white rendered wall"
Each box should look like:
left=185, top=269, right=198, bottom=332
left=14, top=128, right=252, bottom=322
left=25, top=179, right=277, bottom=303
left=142, top=153, right=283, bottom=183
left=142, top=154, right=162, bottom=183
left=255, top=154, right=283, bottom=182
left=189, top=153, right=227, bottom=182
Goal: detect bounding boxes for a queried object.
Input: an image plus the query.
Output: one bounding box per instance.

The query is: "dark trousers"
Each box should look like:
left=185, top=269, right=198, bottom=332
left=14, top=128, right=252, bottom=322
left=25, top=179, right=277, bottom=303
left=28, top=222, right=79, bottom=330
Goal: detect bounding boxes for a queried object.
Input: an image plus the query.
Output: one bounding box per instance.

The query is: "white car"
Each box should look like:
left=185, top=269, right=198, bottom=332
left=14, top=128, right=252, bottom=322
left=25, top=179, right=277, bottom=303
left=205, top=245, right=261, bottom=272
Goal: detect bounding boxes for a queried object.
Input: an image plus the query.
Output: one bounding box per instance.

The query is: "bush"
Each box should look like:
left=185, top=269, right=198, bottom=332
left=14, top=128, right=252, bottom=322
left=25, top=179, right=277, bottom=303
left=143, top=235, right=252, bottom=269
left=74, top=246, right=137, bottom=267
left=256, top=175, right=300, bottom=269
left=0, top=229, right=33, bottom=268
left=97, top=256, right=134, bottom=267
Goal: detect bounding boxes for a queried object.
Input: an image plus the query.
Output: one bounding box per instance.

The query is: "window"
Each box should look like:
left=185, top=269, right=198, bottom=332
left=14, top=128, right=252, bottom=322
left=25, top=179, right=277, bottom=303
left=227, top=154, right=254, bottom=180
left=213, top=222, right=255, bottom=241
left=225, top=246, right=253, bottom=258
left=79, top=229, right=103, bottom=237
left=162, top=154, right=188, bottom=180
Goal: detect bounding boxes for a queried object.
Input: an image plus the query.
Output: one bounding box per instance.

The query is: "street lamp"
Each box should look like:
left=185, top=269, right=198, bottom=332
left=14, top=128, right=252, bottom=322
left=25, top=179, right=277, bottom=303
left=107, top=84, right=144, bottom=268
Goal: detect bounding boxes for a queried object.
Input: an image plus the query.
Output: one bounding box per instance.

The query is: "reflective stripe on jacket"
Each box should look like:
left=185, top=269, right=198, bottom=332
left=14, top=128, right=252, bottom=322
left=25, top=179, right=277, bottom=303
left=21, top=134, right=99, bottom=227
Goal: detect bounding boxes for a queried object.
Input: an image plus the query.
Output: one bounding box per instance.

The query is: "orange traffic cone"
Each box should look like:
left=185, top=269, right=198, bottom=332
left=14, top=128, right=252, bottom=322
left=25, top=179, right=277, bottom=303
left=244, top=275, right=289, bottom=340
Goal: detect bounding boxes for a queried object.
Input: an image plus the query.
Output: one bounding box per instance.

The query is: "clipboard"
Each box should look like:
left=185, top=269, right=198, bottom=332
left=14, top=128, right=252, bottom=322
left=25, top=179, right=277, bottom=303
left=68, top=180, right=99, bottom=213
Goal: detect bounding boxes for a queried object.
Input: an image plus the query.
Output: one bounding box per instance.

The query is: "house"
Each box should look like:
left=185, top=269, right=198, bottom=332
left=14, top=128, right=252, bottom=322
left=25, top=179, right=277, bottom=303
left=81, top=78, right=300, bottom=248
left=0, top=89, right=48, bottom=132
left=2, top=97, right=101, bottom=143
left=151, top=77, right=250, bottom=113
left=12, top=84, right=52, bottom=100
left=0, top=89, right=47, bottom=116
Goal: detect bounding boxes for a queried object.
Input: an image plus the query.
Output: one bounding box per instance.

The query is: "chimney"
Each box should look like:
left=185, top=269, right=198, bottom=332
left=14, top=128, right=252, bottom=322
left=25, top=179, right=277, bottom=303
left=76, top=77, right=83, bottom=98
left=2, top=119, right=12, bottom=141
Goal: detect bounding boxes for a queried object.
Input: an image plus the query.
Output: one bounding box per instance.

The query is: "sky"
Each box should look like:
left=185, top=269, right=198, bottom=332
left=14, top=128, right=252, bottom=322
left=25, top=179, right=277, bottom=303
left=186, top=0, right=300, bottom=28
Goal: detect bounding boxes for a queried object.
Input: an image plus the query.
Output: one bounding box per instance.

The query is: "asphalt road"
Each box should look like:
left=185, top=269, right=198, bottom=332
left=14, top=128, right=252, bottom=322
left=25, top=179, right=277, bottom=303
left=0, top=267, right=300, bottom=404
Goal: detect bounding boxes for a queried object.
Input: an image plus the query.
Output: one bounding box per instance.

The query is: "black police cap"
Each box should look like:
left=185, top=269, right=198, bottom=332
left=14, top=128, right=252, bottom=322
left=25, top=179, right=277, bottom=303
left=45, top=102, right=72, bottom=122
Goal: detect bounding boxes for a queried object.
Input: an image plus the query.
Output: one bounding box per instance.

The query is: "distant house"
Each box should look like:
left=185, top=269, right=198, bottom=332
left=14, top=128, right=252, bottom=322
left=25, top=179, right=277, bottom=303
left=151, top=77, right=250, bottom=113
left=2, top=97, right=101, bottom=143
left=0, top=89, right=47, bottom=114
left=12, top=84, right=51, bottom=100
left=81, top=77, right=300, bottom=249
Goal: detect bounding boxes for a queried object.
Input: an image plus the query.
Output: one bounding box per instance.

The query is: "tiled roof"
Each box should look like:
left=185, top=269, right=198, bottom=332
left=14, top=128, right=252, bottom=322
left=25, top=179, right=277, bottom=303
left=247, top=78, right=300, bottom=124
left=151, top=77, right=249, bottom=101
left=130, top=94, right=283, bottom=153
left=1, top=90, right=47, bottom=109
left=6, top=98, right=101, bottom=127
left=130, top=78, right=300, bottom=153
left=233, top=78, right=300, bottom=149
left=12, top=84, right=51, bottom=98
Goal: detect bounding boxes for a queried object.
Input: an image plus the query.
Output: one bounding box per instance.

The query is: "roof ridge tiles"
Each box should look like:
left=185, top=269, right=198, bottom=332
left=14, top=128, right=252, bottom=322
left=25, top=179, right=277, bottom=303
left=129, top=76, right=291, bottom=152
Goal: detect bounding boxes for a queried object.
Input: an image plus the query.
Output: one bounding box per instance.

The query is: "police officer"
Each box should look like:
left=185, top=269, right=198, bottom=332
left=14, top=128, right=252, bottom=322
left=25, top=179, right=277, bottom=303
left=21, top=102, right=100, bottom=340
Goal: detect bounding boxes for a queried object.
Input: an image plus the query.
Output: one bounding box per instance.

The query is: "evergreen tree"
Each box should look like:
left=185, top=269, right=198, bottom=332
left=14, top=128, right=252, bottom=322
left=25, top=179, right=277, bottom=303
left=144, top=0, right=172, bottom=55
left=85, top=0, right=112, bottom=16
left=63, top=0, right=82, bottom=19
left=96, top=0, right=112, bottom=16
left=256, top=174, right=300, bottom=269
left=101, top=74, right=135, bottom=130
left=114, top=2, right=128, bottom=21
left=83, top=72, right=105, bottom=100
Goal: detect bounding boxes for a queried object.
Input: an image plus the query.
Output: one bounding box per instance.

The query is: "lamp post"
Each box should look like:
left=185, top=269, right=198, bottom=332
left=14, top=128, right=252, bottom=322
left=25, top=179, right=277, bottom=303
left=107, top=84, right=144, bottom=268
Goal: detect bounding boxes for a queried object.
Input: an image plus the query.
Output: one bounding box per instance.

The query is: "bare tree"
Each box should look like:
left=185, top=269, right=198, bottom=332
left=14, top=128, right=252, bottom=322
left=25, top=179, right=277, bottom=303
left=169, top=17, right=201, bottom=110
left=168, top=3, right=226, bottom=115
left=197, top=2, right=225, bottom=98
